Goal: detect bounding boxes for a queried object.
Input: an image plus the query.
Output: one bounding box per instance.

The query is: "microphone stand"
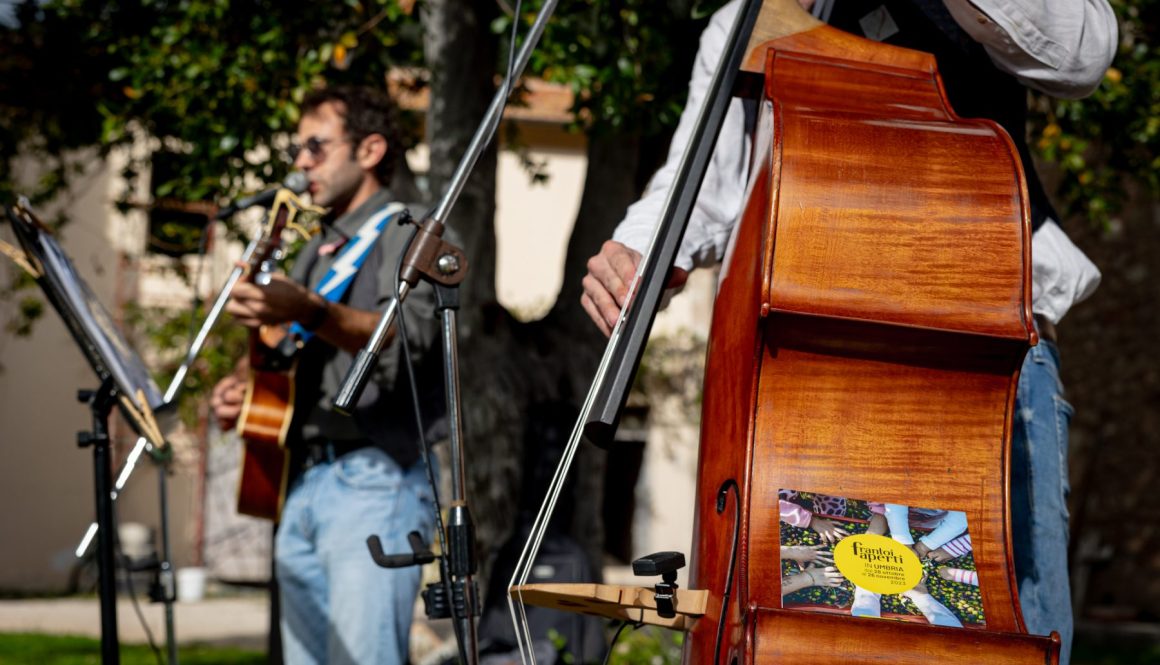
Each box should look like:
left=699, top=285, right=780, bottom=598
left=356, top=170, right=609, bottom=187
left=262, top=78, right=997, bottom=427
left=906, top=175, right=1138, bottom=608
left=333, top=1, right=563, bottom=661
left=74, top=231, right=267, bottom=665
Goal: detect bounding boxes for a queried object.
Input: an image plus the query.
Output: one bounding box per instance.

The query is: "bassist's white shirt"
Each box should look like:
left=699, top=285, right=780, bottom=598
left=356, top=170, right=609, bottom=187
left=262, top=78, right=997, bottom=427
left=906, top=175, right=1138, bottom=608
left=612, top=0, right=1115, bottom=324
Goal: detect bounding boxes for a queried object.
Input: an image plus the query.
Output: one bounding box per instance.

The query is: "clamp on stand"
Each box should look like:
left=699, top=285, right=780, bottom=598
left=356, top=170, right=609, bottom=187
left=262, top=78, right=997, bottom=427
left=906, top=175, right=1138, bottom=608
left=632, top=551, right=687, bottom=620
left=77, top=377, right=123, bottom=665
left=368, top=511, right=481, bottom=630
left=121, top=552, right=172, bottom=604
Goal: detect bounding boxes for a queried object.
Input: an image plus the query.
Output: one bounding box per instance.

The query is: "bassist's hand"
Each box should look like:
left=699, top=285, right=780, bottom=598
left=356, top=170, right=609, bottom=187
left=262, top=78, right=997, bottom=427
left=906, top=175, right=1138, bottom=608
left=211, top=374, right=246, bottom=432
left=227, top=273, right=314, bottom=328
left=581, top=240, right=688, bottom=337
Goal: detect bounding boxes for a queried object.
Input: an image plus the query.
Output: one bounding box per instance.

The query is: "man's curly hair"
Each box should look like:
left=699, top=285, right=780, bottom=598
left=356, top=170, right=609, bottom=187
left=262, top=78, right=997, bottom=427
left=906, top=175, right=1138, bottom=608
left=301, top=85, right=399, bottom=187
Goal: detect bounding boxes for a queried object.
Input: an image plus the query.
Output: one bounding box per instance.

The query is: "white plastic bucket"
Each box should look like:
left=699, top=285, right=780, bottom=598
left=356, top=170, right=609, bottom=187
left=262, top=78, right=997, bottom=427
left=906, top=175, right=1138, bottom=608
left=176, top=567, right=208, bottom=602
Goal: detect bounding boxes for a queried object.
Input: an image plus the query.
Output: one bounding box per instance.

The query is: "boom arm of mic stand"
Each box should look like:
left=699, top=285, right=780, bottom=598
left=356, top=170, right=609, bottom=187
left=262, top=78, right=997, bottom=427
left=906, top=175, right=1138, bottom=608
left=334, top=0, right=562, bottom=410
left=333, top=290, right=406, bottom=413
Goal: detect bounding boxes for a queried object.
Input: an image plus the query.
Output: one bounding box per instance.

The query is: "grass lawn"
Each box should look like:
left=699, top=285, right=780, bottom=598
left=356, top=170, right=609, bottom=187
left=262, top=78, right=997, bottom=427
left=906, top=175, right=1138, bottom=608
left=0, top=634, right=263, bottom=664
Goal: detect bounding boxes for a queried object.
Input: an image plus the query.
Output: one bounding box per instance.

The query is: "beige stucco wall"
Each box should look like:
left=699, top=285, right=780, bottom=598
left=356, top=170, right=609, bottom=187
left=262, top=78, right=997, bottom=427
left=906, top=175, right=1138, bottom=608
left=495, top=143, right=586, bottom=318
left=493, top=129, right=715, bottom=580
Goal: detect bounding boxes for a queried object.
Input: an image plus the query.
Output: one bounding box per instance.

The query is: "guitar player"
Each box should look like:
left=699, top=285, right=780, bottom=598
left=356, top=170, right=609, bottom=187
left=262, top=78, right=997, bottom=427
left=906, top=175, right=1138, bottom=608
left=210, top=85, right=441, bottom=665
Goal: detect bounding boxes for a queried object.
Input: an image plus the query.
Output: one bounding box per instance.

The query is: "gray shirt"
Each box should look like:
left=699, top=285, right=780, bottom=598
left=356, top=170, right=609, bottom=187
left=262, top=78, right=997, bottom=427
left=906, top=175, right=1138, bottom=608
left=288, top=189, right=441, bottom=467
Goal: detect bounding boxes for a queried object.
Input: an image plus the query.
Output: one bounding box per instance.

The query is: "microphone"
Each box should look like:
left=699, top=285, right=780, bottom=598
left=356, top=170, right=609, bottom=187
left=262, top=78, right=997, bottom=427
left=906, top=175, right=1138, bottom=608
left=214, top=172, right=309, bottom=220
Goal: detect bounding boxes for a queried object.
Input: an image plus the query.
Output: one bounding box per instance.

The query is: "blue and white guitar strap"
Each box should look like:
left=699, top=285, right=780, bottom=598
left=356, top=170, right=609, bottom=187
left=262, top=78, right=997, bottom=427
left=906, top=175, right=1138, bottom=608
left=289, top=201, right=406, bottom=343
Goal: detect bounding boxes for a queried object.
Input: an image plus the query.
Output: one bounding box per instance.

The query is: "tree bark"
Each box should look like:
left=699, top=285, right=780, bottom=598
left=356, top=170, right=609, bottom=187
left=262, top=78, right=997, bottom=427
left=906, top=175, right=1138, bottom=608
left=419, top=1, right=669, bottom=601
left=551, top=133, right=643, bottom=334
left=422, top=0, right=499, bottom=336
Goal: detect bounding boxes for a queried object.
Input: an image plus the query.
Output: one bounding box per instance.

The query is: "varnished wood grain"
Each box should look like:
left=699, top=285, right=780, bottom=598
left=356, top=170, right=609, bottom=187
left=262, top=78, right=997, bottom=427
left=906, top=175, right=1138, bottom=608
left=761, top=48, right=1030, bottom=338
left=685, top=24, right=1044, bottom=665
left=236, top=368, right=293, bottom=520
left=745, top=22, right=935, bottom=77
left=234, top=197, right=303, bottom=521
left=751, top=608, right=1058, bottom=664
left=684, top=93, right=778, bottom=665
left=742, top=0, right=822, bottom=70
left=746, top=316, right=1026, bottom=628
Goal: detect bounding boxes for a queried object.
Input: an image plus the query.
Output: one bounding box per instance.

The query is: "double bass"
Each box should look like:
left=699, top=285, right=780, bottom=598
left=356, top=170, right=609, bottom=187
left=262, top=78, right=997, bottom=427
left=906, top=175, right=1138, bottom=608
left=511, top=0, right=1060, bottom=663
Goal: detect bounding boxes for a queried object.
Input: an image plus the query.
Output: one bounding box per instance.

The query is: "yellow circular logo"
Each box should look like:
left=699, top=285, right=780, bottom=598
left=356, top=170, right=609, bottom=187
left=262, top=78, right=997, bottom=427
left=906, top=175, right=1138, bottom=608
left=832, top=533, right=923, bottom=594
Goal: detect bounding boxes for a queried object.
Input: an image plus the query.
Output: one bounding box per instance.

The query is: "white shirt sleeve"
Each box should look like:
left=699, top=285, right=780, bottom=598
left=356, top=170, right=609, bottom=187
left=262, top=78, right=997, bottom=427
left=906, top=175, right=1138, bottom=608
left=942, top=0, right=1118, bottom=98
left=612, top=0, right=750, bottom=272
left=1031, top=219, right=1101, bottom=324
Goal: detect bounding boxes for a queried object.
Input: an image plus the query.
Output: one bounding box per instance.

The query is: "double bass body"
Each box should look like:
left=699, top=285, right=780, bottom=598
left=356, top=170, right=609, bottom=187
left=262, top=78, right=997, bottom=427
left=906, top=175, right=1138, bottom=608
left=509, top=6, right=1062, bottom=663
left=687, top=23, right=1059, bottom=665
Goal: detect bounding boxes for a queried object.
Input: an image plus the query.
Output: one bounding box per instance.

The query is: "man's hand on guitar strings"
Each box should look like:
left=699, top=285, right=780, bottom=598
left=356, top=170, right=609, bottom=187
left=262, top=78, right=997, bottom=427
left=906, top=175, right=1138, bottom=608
left=227, top=273, right=316, bottom=328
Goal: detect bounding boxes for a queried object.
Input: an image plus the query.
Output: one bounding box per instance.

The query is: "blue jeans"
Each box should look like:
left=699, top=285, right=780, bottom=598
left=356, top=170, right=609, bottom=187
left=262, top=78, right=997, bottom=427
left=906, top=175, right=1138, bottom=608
left=276, top=447, right=436, bottom=665
left=1011, top=340, right=1074, bottom=665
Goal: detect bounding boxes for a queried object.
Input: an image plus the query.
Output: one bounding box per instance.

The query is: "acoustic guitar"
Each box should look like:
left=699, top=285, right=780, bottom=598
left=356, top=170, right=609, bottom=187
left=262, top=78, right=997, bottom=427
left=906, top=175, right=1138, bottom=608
left=235, top=189, right=319, bottom=520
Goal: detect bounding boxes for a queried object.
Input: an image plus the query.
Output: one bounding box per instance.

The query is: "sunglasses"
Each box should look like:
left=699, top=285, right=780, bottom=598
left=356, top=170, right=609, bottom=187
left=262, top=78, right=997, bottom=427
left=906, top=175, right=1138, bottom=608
left=288, top=136, right=345, bottom=162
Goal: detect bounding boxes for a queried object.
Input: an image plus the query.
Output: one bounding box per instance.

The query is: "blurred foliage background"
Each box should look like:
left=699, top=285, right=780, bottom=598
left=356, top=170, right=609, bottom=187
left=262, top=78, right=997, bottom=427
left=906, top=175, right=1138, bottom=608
left=0, top=0, right=1157, bottom=642
left=1029, top=0, right=1159, bottom=229
left=1, top=0, right=1153, bottom=401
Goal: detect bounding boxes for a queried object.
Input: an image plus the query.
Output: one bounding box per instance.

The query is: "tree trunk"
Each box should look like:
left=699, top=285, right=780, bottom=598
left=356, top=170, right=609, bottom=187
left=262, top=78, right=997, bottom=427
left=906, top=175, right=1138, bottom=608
left=422, top=0, right=499, bottom=336
left=551, top=133, right=643, bottom=335
left=419, top=1, right=670, bottom=600
left=421, top=0, right=536, bottom=589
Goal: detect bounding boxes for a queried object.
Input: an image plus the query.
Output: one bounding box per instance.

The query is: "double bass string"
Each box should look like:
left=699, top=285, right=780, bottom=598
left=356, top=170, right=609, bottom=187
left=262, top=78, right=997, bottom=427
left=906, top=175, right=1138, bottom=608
left=506, top=290, right=639, bottom=663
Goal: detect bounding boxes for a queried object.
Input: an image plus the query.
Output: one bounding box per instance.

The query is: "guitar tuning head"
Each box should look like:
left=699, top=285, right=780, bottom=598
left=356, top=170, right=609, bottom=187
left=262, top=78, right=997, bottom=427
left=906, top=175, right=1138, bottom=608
left=286, top=220, right=313, bottom=240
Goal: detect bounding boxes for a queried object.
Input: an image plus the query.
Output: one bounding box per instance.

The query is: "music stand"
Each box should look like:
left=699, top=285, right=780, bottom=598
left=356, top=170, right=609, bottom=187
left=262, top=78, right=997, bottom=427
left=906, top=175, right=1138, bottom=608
left=5, top=198, right=169, bottom=665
